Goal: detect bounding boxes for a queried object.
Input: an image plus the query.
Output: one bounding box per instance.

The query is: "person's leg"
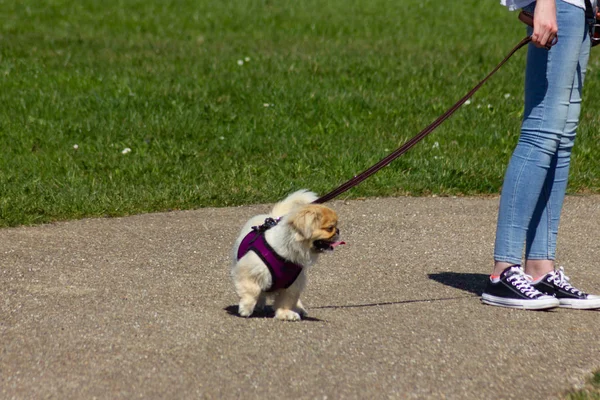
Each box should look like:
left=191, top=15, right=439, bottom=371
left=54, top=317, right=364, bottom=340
left=492, top=0, right=586, bottom=278
left=525, top=8, right=591, bottom=279
left=524, top=9, right=600, bottom=309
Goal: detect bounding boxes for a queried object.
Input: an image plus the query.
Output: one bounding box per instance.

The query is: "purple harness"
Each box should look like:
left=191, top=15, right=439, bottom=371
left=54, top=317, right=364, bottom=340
left=237, top=218, right=303, bottom=292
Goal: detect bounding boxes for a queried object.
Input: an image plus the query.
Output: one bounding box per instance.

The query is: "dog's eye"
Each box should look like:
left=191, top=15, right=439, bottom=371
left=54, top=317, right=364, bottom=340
left=325, top=226, right=335, bottom=232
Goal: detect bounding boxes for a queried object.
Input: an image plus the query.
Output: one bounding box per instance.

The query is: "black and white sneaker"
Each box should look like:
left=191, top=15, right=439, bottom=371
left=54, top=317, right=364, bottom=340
left=532, top=266, right=600, bottom=310
left=481, top=265, right=559, bottom=310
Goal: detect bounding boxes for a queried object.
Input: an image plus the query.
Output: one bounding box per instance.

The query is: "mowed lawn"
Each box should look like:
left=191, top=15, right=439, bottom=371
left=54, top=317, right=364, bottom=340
left=1, top=0, right=599, bottom=226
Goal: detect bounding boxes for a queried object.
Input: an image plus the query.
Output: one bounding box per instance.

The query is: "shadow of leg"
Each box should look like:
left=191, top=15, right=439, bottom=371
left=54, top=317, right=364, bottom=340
left=428, top=272, right=489, bottom=296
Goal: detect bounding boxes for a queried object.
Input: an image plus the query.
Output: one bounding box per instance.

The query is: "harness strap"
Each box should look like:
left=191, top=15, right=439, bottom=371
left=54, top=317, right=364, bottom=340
left=237, top=229, right=303, bottom=292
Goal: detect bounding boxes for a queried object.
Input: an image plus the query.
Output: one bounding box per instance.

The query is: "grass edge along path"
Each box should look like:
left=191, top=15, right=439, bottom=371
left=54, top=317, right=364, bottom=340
left=566, top=370, right=600, bottom=400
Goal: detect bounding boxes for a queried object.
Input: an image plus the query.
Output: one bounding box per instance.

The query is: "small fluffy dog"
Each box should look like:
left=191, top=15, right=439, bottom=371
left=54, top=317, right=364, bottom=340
left=231, top=190, right=343, bottom=321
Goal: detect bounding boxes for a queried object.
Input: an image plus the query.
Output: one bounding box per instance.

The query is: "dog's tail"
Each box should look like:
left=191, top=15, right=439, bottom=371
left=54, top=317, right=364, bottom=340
left=271, top=189, right=318, bottom=217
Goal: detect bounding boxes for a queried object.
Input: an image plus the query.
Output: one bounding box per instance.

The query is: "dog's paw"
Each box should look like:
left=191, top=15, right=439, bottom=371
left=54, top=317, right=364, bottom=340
left=238, top=303, right=254, bottom=318
left=275, top=309, right=301, bottom=321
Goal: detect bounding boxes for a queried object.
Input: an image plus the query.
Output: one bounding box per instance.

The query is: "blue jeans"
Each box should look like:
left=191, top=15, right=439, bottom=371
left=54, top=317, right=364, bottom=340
left=494, top=0, right=591, bottom=264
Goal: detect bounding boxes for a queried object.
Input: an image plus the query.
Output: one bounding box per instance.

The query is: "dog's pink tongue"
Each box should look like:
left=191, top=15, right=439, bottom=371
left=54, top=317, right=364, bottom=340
left=330, top=241, right=346, bottom=249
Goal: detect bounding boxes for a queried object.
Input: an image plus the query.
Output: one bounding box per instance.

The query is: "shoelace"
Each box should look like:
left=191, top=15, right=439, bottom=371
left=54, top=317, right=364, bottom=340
left=550, top=267, right=585, bottom=296
left=507, top=268, right=542, bottom=298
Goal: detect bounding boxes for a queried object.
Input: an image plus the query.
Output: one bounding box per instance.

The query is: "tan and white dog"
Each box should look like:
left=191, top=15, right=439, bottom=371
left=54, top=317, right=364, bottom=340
left=231, top=190, right=343, bottom=321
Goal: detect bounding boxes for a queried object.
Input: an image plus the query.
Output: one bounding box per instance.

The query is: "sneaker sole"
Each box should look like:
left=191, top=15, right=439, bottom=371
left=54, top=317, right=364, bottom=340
left=558, top=298, right=600, bottom=310
left=481, top=294, right=559, bottom=310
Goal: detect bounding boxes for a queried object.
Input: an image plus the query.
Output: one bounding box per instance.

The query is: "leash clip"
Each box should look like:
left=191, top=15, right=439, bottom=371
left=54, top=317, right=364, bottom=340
left=251, top=217, right=280, bottom=233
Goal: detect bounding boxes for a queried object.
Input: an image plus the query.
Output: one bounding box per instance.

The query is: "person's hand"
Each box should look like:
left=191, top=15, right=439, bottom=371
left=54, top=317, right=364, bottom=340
left=532, top=0, right=558, bottom=48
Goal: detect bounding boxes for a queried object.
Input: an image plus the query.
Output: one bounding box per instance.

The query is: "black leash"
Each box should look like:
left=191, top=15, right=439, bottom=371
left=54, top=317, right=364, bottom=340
left=314, top=7, right=600, bottom=204
left=313, top=33, right=532, bottom=204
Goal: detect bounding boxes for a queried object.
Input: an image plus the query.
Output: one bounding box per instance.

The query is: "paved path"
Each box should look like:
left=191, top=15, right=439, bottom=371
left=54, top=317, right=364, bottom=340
left=2, top=195, right=600, bottom=399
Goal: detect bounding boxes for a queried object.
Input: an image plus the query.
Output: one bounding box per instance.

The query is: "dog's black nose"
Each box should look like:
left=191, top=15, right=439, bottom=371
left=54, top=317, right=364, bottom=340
left=336, top=228, right=340, bottom=235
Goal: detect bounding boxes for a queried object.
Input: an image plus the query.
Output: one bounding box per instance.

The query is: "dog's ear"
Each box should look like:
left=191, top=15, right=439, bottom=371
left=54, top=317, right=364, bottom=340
left=289, top=207, right=320, bottom=241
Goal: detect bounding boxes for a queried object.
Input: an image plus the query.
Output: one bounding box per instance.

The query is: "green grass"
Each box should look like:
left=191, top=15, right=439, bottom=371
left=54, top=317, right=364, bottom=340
left=566, top=370, right=600, bottom=400
left=1, top=0, right=599, bottom=226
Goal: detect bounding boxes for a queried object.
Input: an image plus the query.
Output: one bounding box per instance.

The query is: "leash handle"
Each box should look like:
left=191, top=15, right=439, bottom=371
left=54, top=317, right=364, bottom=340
left=518, top=10, right=557, bottom=49
left=518, top=10, right=534, bottom=28
left=313, top=35, right=532, bottom=204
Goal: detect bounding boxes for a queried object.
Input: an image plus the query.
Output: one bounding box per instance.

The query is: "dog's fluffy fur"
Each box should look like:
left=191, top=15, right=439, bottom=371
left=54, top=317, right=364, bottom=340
left=231, top=190, right=340, bottom=321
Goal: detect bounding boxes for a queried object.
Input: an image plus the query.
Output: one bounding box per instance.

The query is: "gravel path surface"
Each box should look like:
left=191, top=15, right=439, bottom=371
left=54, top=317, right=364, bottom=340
left=2, top=195, right=600, bottom=399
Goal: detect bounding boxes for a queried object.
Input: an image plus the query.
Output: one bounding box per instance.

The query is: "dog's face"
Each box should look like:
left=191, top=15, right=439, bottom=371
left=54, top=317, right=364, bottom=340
left=288, top=204, right=340, bottom=252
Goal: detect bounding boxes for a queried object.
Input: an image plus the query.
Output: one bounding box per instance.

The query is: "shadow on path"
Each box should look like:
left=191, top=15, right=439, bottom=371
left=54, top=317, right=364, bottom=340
left=311, top=295, right=477, bottom=310
left=428, top=272, right=489, bottom=296
left=225, top=272, right=488, bottom=317
left=224, top=305, right=324, bottom=322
